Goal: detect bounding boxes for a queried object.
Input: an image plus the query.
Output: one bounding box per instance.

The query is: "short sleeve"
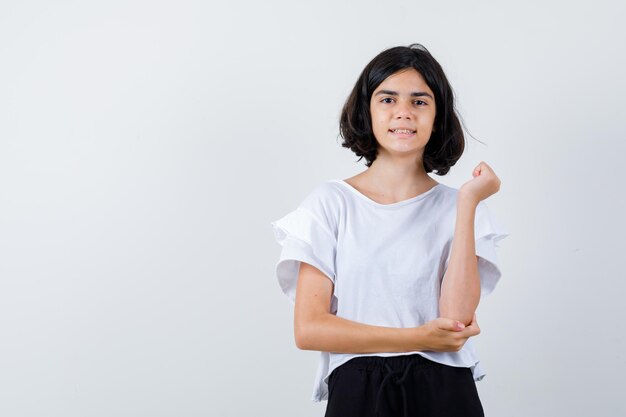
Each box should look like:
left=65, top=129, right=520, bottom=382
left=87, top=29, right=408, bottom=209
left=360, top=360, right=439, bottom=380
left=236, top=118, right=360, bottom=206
left=474, top=201, right=510, bottom=300
left=270, top=206, right=337, bottom=304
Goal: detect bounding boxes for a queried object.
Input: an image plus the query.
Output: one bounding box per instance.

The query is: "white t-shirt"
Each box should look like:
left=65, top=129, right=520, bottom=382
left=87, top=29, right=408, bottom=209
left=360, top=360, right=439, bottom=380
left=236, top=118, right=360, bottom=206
left=270, top=179, right=509, bottom=403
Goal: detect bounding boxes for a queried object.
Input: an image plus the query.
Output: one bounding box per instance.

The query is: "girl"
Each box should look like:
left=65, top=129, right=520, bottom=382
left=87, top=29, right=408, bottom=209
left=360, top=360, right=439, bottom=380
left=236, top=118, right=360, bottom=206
left=271, top=43, right=509, bottom=417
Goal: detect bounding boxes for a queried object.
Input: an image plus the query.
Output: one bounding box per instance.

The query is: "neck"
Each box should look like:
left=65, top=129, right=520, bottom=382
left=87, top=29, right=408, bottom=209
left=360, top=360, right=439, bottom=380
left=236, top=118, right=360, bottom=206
left=361, top=152, right=436, bottom=195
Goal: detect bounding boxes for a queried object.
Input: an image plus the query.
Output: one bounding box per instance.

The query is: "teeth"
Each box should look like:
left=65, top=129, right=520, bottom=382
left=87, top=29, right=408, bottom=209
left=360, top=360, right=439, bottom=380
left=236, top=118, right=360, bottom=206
left=392, top=129, right=415, bottom=134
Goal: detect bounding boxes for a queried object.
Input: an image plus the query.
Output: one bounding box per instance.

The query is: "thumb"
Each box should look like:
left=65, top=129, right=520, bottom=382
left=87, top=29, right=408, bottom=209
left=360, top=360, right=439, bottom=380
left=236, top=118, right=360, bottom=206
left=473, top=163, right=483, bottom=178
left=440, top=317, right=465, bottom=331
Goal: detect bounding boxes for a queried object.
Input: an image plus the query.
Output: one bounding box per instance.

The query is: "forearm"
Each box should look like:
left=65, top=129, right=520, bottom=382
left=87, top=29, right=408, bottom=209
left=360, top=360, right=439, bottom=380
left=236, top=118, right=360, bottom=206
left=296, top=313, right=424, bottom=353
left=439, top=194, right=481, bottom=326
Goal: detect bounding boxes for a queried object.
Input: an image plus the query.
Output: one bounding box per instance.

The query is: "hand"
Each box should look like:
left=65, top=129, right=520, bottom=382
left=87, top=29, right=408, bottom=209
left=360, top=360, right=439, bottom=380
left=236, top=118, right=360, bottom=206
left=414, top=313, right=481, bottom=352
left=458, top=161, right=501, bottom=205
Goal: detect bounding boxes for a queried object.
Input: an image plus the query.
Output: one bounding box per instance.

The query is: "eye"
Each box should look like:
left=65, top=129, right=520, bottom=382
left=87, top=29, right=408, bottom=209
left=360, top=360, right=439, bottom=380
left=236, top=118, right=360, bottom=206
left=381, top=97, right=394, bottom=104
left=414, top=100, right=427, bottom=106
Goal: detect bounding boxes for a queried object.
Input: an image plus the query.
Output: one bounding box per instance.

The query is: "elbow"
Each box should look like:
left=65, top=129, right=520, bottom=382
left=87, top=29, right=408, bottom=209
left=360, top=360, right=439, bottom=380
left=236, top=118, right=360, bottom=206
left=295, top=329, right=308, bottom=350
left=457, top=312, right=476, bottom=327
left=294, top=313, right=329, bottom=350
left=439, top=303, right=476, bottom=327
left=294, top=320, right=312, bottom=350
left=439, top=283, right=481, bottom=326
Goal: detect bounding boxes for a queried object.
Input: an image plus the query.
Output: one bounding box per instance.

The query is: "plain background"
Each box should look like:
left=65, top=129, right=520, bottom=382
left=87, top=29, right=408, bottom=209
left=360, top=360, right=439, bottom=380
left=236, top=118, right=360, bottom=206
left=1, top=1, right=625, bottom=416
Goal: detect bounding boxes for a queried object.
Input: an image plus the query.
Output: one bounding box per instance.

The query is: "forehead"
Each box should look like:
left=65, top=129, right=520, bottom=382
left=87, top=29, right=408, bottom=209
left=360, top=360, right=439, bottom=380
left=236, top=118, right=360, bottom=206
left=374, top=68, right=432, bottom=94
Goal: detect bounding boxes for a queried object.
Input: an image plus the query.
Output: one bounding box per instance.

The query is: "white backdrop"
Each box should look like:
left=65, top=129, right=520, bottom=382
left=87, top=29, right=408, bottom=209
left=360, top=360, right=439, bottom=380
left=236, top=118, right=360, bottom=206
left=1, top=1, right=625, bottom=416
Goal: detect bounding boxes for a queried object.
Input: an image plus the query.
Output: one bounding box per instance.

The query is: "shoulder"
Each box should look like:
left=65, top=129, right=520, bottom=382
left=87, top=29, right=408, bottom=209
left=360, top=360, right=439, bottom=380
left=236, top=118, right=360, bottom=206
left=434, top=182, right=457, bottom=198
left=430, top=182, right=459, bottom=210
left=299, top=180, right=344, bottom=209
left=297, top=180, right=344, bottom=234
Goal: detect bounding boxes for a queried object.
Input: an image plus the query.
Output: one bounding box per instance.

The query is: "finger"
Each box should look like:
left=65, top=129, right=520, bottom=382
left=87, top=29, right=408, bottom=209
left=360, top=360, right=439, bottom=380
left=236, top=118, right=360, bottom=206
left=462, top=318, right=481, bottom=334
left=473, top=164, right=481, bottom=176
left=437, top=318, right=465, bottom=331
left=481, top=161, right=494, bottom=171
left=458, top=326, right=479, bottom=338
left=474, top=162, right=487, bottom=176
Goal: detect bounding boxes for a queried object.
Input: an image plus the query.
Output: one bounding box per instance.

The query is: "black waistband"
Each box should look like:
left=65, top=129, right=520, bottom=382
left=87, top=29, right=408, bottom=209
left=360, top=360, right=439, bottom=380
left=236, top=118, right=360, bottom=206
left=337, top=353, right=440, bottom=417
left=339, top=353, right=438, bottom=372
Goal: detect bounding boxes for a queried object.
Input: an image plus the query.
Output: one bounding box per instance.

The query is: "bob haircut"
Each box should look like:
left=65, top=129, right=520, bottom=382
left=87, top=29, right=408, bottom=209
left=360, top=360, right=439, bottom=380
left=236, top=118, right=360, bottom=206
left=339, top=43, right=465, bottom=175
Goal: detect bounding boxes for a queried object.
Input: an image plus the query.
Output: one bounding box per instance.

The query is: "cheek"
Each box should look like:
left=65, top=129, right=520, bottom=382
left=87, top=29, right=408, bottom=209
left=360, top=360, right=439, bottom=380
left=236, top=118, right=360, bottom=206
left=424, top=114, right=436, bottom=130
left=371, top=116, right=384, bottom=132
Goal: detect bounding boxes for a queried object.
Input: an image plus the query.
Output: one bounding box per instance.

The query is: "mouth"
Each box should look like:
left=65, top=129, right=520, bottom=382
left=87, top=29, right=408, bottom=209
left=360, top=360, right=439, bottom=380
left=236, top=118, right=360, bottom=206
left=389, top=128, right=416, bottom=137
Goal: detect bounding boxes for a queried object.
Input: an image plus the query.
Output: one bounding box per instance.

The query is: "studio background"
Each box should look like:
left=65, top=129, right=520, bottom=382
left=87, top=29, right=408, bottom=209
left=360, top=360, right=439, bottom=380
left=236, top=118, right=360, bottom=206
left=1, top=1, right=624, bottom=416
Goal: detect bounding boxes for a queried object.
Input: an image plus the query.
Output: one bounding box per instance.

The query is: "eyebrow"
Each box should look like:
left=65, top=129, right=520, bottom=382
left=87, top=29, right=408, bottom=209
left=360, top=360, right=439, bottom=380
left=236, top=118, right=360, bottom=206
left=374, top=90, right=434, bottom=100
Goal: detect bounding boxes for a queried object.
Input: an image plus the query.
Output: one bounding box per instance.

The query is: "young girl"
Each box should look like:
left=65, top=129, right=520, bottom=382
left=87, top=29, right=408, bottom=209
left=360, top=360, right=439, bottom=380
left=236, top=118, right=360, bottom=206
left=271, top=43, right=509, bottom=417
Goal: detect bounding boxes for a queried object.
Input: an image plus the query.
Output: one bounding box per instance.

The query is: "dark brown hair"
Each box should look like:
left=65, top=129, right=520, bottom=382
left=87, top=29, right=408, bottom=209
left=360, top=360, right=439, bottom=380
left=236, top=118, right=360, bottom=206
left=339, top=43, right=465, bottom=175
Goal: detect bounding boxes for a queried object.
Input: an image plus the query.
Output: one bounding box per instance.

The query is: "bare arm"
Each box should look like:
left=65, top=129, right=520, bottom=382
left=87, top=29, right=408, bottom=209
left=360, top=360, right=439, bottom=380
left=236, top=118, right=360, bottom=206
left=440, top=161, right=503, bottom=326
left=295, top=262, right=479, bottom=353
left=299, top=311, right=423, bottom=353
left=438, top=194, right=481, bottom=327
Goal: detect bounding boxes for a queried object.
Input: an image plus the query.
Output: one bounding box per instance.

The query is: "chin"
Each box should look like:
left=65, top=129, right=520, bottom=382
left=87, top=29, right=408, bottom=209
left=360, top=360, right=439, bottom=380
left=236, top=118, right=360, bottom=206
left=385, top=146, right=423, bottom=155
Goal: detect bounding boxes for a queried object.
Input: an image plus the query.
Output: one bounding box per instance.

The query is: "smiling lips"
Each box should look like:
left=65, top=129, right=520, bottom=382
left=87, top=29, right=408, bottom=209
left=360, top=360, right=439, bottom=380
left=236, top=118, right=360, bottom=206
left=389, top=128, right=416, bottom=137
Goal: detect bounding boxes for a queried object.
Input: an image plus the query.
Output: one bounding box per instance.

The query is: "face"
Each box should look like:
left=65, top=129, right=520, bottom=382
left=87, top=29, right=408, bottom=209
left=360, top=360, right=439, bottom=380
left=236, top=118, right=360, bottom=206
left=369, top=68, right=437, bottom=158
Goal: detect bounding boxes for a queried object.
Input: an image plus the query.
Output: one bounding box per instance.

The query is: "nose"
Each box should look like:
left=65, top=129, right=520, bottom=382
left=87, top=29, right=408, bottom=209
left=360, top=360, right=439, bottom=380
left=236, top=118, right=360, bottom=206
left=394, top=101, right=413, bottom=119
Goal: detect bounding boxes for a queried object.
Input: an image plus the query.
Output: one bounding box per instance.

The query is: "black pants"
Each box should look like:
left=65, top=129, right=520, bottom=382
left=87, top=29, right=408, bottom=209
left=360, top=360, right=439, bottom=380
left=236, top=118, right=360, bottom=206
left=324, top=354, right=485, bottom=417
